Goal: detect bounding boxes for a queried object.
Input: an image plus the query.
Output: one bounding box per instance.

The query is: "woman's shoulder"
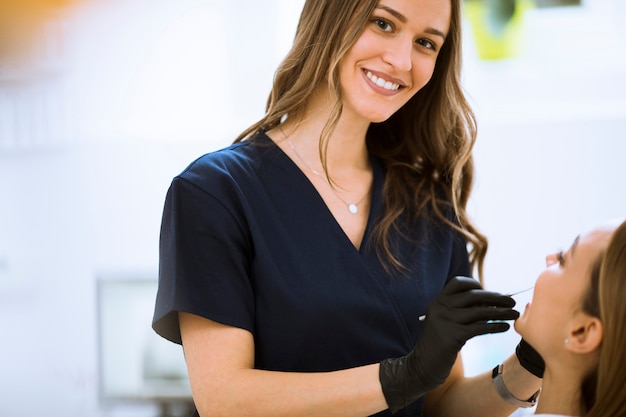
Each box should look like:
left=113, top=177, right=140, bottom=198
left=176, top=132, right=276, bottom=187
left=185, top=132, right=272, bottom=170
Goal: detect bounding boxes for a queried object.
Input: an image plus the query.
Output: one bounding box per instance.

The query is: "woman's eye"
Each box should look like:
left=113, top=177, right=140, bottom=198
left=417, top=38, right=437, bottom=51
left=372, top=18, right=393, bottom=32
left=557, top=251, right=565, bottom=266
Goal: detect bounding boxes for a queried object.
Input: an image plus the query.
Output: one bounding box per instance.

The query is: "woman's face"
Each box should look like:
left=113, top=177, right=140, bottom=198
left=337, top=0, right=451, bottom=124
left=515, top=225, right=615, bottom=359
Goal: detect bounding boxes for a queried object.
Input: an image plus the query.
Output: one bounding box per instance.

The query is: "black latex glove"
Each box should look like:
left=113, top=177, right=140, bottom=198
left=379, top=276, right=519, bottom=414
left=516, top=338, right=544, bottom=378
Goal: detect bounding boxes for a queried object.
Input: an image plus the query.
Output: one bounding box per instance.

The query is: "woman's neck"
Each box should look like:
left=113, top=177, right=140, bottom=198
left=535, top=367, right=584, bottom=416
left=281, top=90, right=372, bottom=176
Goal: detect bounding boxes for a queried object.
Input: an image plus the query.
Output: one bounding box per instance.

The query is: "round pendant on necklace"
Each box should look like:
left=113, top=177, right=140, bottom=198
left=348, top=204, right=359, bottom=214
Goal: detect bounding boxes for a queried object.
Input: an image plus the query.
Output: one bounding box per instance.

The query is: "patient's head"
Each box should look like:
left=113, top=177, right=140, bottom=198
left=515, top=218, right=626, bottom=416
left=514, top=220, right=623, bottom=372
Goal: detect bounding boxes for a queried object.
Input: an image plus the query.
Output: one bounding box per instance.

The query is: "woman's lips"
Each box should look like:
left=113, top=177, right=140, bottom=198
left=362, top=69, right=405, bottom=96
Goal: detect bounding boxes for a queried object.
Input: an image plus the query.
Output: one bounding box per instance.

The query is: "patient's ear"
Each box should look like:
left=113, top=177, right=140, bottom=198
left=565, top=314, right=603, bottom=354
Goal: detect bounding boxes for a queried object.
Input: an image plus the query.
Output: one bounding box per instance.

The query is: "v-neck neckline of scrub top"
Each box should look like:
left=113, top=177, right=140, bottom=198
left=262, top=132, right=381, bottom=255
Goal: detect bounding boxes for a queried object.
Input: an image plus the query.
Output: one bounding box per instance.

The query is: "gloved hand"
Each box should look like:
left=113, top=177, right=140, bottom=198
left=516, top=338, right=544, bottom=378
left=379, top=276, right=519, bottom=413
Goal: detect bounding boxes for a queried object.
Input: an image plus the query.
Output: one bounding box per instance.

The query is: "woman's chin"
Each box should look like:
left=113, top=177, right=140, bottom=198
left=513, top=303, right=531, bottom=334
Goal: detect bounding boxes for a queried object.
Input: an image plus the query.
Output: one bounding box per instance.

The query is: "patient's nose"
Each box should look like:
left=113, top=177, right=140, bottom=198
left=545, top=253, right=558, bottom=267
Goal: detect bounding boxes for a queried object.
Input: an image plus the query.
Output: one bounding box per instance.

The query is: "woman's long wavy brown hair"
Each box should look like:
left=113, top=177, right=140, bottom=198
left=585, top=219, right=626, bottom=417
left=234, top=0, right=488, bottom=280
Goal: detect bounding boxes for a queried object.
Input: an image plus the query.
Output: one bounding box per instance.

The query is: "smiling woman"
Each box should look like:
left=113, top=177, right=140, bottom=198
left=2, top=0, right=625, bottom=416
left=151, top=1, right=543, bottom=416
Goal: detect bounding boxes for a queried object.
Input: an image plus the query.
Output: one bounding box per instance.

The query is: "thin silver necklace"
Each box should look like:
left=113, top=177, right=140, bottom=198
left=286, top=137, right=369, bottom=215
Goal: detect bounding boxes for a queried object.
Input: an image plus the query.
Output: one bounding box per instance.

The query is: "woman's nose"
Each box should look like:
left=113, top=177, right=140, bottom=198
left=545, top=253, right=558, bottom=267
left=382, top=38, right=413, bottom=72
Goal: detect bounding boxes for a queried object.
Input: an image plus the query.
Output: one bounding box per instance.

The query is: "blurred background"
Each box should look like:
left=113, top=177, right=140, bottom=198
left=0, top=0, right=624, bottom=416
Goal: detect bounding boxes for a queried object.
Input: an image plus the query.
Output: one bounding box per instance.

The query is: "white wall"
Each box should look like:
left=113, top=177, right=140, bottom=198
left=0, top=1, right=624, bottom=416
left=461, top=1, right=626, bottom=378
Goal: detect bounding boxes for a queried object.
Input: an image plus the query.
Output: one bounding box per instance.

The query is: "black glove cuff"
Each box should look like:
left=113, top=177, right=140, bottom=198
left=379, top=355, right=426, bottom=414
left=515, top=339, right=545, bottom=378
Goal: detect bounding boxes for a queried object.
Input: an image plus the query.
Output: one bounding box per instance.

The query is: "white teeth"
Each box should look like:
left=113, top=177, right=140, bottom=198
left=366, top=71, right=400, bottom=91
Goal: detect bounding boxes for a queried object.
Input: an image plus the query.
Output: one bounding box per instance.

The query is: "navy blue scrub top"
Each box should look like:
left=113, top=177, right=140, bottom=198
left=153, top=132, right=471, bottom=416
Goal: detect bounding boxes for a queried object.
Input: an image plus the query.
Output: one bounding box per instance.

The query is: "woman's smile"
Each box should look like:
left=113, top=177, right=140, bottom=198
left=363, top=69, right=404, bottom=94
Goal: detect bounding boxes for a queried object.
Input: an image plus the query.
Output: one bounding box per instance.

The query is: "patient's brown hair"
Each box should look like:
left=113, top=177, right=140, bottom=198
left=585, top=219, right=626, bottom=417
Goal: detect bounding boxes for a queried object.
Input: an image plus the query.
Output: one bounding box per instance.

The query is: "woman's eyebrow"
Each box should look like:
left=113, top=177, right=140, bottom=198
left=377, top=5, right=407, bottom=23
left=375, top=5, right=446, bottom=40
left=425, top=27, right=446, bottom=40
